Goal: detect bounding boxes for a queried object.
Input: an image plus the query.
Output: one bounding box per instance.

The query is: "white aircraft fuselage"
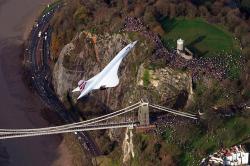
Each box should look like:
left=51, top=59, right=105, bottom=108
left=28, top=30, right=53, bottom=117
left=73, top=41, right=138, bottom=100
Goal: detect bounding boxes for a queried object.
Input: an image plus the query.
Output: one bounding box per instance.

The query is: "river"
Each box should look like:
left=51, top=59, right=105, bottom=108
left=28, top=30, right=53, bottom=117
left=0, top=0, right=67, bottom=165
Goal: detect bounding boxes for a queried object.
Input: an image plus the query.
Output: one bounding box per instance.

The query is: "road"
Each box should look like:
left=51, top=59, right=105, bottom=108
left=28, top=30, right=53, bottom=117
left=24, top=2, right=101, bottom=156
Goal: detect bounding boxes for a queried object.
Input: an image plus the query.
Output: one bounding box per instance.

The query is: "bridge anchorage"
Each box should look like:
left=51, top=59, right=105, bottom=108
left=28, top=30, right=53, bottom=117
left=0, top=100, right=198, bottom=140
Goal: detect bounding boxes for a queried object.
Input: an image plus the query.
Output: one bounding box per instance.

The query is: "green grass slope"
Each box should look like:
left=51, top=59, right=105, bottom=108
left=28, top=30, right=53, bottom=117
left=161, top=18, right=241, bottom=58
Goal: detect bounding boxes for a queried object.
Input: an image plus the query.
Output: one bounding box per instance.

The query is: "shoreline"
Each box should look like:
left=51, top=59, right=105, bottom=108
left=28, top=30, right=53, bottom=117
left=21, top=1, right=83, bottom=165
left=0, top=0, right=62, bottom=165
left=22, top=2, right=50, bottom=41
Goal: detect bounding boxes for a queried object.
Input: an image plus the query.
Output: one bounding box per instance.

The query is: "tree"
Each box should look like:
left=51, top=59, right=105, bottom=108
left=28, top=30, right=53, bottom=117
left=134, top=3, right=145, bottom=17
left=73, top=6, right=87, bottom=26
left=241, top=34, right=250, bottom=47
left=242, top=47, right=250, bottom=59
left=234, top=22, right=249, bottom=37
left=241, top=0, right=250, bottom=15
left=51, top=33, right=60, bottom=60
left=175, top=2, right=187, bottom=16
left=186, top=2, right=198, bottom=18
left=191, top=0, right=215, bottom=6
left=226, top=9, right=241, bottom=32
left=143, top=7, right=158, bottom=28
left=198, top=6, right=209, bottom=18
left=154, top=0, right=170, bottom=17
left=169, top=3, right=177, bottom=19
left=211, top=1, right=224, bottom=16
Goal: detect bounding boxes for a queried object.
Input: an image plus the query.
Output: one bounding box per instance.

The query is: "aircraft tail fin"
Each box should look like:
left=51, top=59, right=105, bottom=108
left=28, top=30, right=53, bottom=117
left=72, top=80, right=86, bottom=93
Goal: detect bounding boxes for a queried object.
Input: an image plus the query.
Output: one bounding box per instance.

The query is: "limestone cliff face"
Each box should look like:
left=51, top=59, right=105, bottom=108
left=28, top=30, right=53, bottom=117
left=52, top=31, right=192, bottom=111
left=53, top=42, right=78, bottom=101
left=52, top=31, right=192, bottom=162
left=137, top=64, right=191, bottom=105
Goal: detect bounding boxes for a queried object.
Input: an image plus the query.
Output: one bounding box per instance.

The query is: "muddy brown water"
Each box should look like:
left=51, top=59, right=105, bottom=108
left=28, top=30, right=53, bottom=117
left=0, top=0, right=64, bottom=165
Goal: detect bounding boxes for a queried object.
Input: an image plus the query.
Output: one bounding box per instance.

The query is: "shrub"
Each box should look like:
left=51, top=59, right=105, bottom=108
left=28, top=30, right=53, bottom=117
left=143, top=69, right=150, bottom=87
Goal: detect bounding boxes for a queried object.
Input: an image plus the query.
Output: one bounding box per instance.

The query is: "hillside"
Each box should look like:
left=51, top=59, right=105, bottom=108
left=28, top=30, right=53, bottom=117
left=49, top=0, right=250, bottom=165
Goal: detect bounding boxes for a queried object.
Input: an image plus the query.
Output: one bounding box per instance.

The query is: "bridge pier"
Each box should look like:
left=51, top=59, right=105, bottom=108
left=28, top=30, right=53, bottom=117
left=138, top=99, right=149, bottom=126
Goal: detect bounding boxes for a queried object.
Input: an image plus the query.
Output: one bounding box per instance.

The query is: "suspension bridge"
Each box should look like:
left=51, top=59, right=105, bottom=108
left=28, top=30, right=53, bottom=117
left=0, top=100, right=198, bottom=140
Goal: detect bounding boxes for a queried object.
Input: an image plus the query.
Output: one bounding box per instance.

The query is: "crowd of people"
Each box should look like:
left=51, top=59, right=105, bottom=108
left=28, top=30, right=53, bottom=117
left=123, top=16, right=243, bottom=81
left=154, top=114, right=196, bottom=126
left=169, top=54, right=228, bottom=80
left=144, top=114, right=198, bottom=149
left=124, top=16, right=168, bottom=52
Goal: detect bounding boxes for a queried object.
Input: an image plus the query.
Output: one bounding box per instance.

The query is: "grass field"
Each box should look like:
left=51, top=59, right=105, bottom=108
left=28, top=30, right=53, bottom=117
left=161, top=18, right=241, bottom=58
left=159, top=116, right=250, bottom=165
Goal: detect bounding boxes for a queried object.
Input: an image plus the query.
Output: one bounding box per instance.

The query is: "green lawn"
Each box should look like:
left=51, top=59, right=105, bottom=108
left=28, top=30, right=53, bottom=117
left=160, top=116, right=250, bottom=165
left=161, top=18, right=241, bottom=58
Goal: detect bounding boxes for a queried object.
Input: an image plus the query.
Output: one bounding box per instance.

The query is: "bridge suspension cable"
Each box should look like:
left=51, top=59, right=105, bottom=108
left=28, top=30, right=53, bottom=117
left=0, top=123, right=137, bottom=140
left=149, top=104, right=198, bottom=119
left=0, top=102, right=142, bottom=138
left=0, top=101, right=199, bottom=140
left=0, top=101, right=141, bottom=133
left=152, top=104, right=196, bottom=117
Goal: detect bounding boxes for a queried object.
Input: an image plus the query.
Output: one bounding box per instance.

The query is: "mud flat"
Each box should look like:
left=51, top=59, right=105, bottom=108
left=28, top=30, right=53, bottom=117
left=0, top=0, right=71, bottom=165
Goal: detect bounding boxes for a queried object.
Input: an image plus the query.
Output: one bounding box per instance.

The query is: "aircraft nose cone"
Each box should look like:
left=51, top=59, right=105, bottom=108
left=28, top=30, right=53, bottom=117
left=132, top=41, right=138, bottom=46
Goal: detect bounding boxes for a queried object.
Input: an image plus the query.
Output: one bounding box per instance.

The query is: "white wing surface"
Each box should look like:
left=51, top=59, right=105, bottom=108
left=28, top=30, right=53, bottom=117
left=93, top=59, right=123, bottom=89
left=85, top=73, right=100, bottom=90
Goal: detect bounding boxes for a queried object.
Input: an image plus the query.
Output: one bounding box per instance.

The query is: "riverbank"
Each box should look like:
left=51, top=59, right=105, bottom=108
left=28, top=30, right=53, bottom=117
left=0, top=0, right=77, bottom=165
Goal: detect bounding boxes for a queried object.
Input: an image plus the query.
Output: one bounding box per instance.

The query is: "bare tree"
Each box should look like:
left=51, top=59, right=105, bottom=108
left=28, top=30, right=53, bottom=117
left=154, top=0, right=170, bottom=17
left=169, top=3, right=177, bottom=19
left=198, top=6, right=209, bottom=18
left=186, top=2, right=198, bottom=18
left=242, top=34, right=250, bottom=47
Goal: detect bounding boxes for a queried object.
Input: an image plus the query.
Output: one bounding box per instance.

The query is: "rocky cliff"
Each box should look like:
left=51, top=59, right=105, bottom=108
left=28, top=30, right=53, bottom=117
left=52, top=30, right=193, bottom=165
left=52, top=31, right=192, bottom=111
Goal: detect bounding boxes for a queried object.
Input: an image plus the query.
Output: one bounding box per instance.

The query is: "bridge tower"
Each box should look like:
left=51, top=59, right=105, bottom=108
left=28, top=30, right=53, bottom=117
left=138, top=99, right=149, bottom=126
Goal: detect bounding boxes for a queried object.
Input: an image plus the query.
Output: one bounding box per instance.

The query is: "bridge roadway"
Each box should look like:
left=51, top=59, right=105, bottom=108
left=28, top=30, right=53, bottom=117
left=25, top=2, right=101, bottom=156
left=0, top=101, right=198, bottom=140
left=0, top=102, right=141, bottom=133
left=0, top=122, right=139, bottom=140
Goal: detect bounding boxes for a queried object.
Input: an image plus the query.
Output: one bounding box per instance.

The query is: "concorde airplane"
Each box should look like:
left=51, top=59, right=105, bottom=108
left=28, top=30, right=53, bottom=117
left=72, top=41, right=138, bottom=100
